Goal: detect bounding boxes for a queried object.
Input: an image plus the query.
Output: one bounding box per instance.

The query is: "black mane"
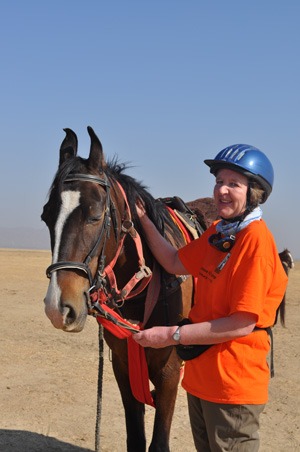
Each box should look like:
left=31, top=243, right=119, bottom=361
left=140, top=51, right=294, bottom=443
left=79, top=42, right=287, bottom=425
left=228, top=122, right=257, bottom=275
left=105, top=157, right=185, bottom=245
left=49, top=155, right=183, bottom=246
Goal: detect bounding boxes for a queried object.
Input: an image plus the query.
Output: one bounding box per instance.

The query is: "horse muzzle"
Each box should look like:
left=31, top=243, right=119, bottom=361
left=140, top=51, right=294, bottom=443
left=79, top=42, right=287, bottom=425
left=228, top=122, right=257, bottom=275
left=44, top=281, right=89, bottom=332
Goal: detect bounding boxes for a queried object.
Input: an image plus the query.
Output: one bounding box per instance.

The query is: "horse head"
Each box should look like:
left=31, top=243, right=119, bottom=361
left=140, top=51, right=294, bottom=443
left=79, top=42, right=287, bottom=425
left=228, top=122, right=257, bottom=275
left=42, top=127, right=125, bottom=332
left=285, top=249, right=295, bottom=269
left=279, top=248, right=295, bottom=274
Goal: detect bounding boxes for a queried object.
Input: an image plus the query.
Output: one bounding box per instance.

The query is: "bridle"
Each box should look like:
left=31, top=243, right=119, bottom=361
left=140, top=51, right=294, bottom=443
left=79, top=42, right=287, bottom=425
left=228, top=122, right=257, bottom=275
left=46, top=171, right=152, bottom=308
left=46, top=173, right=113, bottom=289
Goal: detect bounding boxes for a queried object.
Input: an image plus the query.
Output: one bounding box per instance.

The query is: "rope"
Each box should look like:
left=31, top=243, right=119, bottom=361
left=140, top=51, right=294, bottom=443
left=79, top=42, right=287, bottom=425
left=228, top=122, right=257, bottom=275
left=95, top=324, right=104, bottom=452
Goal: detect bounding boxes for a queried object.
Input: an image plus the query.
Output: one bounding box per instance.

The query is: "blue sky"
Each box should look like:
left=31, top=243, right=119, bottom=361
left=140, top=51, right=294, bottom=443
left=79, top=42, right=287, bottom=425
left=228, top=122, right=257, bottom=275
left=0, top=1, right=299, bottom=257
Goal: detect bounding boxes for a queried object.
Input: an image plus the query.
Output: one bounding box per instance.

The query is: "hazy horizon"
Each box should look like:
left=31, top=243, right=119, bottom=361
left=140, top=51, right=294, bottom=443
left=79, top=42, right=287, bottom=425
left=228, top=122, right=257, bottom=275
left=0, top=221, right=298, bottom=260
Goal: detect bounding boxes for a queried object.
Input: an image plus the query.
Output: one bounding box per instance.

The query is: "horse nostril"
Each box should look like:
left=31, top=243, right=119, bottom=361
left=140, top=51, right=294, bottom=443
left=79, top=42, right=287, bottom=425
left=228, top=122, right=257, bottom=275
left=63, top=305, right=76, bottom=326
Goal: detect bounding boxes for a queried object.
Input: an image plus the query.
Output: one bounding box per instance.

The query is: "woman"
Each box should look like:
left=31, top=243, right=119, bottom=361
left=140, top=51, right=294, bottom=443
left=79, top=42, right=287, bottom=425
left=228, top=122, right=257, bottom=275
left=133, top=144, right=288, bottom=451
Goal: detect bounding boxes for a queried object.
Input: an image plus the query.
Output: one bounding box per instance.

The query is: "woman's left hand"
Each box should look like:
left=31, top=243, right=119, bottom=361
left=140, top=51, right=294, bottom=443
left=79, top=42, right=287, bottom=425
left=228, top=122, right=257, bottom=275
left=133, top=326, right=176, bottom=348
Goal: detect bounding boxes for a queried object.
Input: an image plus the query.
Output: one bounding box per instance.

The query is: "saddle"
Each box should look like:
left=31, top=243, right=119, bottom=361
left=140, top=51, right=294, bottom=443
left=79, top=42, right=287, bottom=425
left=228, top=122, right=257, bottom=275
left=158, top=196, right=206, bottom=238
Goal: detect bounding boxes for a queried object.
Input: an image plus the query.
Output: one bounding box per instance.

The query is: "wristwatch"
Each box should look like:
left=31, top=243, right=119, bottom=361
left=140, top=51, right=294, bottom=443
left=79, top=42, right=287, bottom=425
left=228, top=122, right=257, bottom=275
left=172, top=326, right=181, bottom=343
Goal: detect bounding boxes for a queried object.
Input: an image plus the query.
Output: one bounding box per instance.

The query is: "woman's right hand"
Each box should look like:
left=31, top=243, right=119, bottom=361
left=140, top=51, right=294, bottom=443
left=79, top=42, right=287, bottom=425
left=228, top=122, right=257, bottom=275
left=136, top=198, right=146, bottom=219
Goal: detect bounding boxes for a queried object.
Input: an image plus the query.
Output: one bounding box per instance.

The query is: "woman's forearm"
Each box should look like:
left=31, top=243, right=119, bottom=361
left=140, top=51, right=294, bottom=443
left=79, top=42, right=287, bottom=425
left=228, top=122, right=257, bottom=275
left=133, top=312, right=257, bottom=349
left=179, top=312, right=257, bottom=345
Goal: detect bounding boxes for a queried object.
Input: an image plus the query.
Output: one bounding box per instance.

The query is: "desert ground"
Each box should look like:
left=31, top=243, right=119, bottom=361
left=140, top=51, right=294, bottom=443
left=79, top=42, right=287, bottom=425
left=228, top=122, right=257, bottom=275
left=0, top=249, right=299, bottom=452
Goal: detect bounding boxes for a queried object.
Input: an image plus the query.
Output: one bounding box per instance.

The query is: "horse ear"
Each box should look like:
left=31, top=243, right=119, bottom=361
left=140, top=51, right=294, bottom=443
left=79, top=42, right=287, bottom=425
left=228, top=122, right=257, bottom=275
left=59, top=128, right=78, bottom=166
left=87, top=126, right=106, bottom=171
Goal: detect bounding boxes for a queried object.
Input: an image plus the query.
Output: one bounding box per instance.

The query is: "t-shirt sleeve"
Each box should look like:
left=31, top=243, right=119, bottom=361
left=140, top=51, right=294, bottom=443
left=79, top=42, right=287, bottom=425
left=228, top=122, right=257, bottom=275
left=178, top=232, right=210, bottom=277
left=228, top=256, right=270, bottom=317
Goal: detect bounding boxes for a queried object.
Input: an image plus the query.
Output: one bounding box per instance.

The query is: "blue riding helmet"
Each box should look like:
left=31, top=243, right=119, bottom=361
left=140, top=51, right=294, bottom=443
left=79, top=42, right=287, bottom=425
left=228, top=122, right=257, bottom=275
left=204, top=144, right=274, bottom=203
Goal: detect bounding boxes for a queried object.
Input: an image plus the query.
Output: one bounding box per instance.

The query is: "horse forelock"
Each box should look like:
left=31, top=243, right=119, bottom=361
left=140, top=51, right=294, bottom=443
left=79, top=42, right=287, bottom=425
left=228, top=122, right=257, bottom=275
left=49, top=157, right=87, bottom=196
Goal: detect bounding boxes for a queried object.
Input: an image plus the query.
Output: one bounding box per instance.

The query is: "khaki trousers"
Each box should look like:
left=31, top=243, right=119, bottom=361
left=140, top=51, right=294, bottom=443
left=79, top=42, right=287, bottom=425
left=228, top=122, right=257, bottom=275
left=187, top=393, right=265, bottom=451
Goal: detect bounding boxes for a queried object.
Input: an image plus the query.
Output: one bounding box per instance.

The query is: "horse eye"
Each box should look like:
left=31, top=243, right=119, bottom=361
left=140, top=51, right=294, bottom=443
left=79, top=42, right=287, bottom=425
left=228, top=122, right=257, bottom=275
left=87, top=206, right=102, bottom=223
left=87, top=216, right=102, bottom=224
left=83, top=202, right=103, bottom=224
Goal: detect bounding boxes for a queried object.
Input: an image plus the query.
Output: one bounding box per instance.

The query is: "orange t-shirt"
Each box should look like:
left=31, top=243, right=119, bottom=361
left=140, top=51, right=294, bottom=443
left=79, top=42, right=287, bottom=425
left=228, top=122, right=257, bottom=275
left=178, top=219, right=288, bottom=404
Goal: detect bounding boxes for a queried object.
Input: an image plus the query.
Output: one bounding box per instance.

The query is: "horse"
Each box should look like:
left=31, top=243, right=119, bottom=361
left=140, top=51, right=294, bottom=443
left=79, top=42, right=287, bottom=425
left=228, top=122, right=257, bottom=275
left=275, top=248, right=294, bottom=326
left=41, top=126, right=204, bottom=452
left=279, top=248, right=294, bottom=275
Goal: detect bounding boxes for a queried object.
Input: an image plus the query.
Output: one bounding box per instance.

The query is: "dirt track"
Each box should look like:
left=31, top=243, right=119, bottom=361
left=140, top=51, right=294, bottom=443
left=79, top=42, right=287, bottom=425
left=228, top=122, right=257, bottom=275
left=0, top=249, right=299, bottom=451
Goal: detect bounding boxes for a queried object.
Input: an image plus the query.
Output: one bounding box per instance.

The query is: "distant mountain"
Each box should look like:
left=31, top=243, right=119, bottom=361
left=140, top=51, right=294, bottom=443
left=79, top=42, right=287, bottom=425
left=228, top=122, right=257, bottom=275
left=0, top=227, right=50, bottom=250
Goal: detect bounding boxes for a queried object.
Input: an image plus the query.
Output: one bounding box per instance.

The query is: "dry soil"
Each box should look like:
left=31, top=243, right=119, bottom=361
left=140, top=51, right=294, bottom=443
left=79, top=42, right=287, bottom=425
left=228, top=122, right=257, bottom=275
left=0, top=249, right=299, bottom=451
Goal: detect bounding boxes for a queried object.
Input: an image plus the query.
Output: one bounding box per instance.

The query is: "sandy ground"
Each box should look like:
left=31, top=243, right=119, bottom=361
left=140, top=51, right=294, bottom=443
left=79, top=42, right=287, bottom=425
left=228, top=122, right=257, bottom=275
left=0, top=249, right=299, bottom=452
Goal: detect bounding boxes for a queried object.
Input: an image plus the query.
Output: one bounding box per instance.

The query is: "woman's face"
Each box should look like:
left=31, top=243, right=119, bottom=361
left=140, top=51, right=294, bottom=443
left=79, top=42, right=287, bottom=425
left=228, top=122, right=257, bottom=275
left=213, top=168, right=248, bottom=219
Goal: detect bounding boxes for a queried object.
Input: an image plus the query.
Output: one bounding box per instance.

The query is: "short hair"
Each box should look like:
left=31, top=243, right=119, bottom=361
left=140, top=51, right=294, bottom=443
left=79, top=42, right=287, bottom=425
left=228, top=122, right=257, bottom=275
left=248, top=181, right=265, bottom=207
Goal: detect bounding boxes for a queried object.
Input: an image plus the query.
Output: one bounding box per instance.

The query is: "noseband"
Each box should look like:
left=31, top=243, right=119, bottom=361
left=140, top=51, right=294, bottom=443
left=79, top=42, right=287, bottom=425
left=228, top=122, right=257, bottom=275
left=46, top=173, right=113, bottom=288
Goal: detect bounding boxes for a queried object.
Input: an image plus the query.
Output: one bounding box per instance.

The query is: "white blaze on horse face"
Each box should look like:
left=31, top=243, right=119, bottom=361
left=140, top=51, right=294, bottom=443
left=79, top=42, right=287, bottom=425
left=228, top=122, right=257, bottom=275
left=53, top=190, right=81, bottom=264
left=44, top=190, right=81, bottom=328
left=288, top=251, right=295, bottom=268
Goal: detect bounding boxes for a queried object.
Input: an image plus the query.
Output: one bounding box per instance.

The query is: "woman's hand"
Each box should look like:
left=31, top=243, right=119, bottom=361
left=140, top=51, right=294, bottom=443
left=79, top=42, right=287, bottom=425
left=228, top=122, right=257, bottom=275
left=133, top=326, right=177, bottom=349
left=135, top=197, right=146, bottom=219
left=134, top=197, right=189, bottom=275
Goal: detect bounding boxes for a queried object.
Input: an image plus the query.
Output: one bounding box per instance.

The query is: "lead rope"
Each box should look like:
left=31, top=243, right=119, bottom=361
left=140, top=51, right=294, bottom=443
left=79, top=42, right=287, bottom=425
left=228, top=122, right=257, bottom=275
left=95, top=324, right=104, bottom=452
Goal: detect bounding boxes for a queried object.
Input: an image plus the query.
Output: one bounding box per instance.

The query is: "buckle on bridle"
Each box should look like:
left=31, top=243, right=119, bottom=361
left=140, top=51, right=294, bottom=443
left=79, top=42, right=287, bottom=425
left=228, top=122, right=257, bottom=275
left=121, top=220, right=134, bottom=233
left=136, top=265, right=152, bottom=280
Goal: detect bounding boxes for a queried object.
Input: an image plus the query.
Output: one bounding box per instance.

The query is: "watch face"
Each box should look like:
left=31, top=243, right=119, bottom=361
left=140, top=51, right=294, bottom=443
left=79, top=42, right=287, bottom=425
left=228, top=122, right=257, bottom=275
left=173, top=327, right=180, bottom=341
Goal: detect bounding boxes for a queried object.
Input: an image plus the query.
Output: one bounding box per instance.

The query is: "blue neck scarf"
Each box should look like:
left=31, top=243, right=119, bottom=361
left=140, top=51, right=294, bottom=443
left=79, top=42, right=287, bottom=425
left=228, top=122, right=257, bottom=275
left=216, top=206, right=263, bottom=237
